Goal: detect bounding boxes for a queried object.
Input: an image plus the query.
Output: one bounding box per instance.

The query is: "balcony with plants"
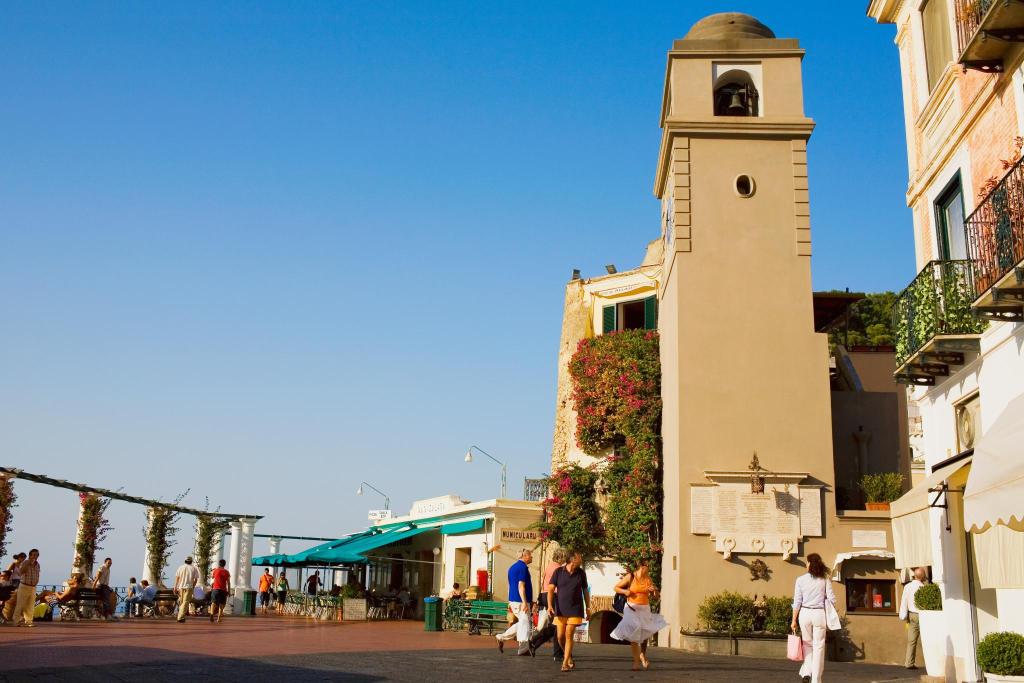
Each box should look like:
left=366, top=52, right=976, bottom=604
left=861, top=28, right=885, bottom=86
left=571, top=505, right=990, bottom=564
left=955, top=0, right=1024, bottom=72
left=893, top=260, right=985, bottom=385
left=965, top=152, right=1024, bottom=321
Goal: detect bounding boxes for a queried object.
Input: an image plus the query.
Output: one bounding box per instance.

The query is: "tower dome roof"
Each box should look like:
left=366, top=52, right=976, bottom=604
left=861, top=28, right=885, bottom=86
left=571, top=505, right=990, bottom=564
left=683, top=13, right=776, bottom=40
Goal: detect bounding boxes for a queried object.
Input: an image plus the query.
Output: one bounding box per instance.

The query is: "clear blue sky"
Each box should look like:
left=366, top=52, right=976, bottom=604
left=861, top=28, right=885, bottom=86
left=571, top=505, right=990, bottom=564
left=1, top=2, right=907, bottom=585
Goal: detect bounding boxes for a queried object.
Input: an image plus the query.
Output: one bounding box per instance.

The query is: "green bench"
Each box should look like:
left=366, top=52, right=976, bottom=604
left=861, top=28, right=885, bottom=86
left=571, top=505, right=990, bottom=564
left=465, top=600, right=510, bottom=635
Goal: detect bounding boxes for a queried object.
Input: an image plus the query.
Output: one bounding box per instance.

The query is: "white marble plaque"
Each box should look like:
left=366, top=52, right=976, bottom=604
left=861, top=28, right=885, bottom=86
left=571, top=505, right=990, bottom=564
left=690, top=486, right=714, bottom=534
left=852, top=530, right=887, bottom=548
left=799, top=487, right=823, bottom=537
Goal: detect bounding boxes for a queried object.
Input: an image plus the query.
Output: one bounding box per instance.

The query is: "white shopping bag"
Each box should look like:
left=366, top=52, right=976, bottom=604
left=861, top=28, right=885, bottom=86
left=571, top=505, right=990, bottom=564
left=825, top=601, right=841, bottom=631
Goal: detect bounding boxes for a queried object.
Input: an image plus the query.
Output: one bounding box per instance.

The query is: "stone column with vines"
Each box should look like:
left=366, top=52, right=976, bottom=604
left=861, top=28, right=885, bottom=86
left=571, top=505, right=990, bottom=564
left=0, top=474, right=16, bottom=559
left=194, top=514, right=229, bottom=582
left=73, top=492, right=112, bottom=579
left=144, top=505, right=180, bottom=588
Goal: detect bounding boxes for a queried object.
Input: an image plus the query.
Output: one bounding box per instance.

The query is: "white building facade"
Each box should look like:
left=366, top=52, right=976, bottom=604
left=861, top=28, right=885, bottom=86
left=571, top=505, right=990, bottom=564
left=869, top=1, right=1024, bottom=679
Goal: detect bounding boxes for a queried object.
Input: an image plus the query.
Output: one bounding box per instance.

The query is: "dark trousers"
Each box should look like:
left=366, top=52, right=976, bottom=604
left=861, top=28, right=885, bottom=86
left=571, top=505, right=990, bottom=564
left=529, top=622, right=563, bottom=658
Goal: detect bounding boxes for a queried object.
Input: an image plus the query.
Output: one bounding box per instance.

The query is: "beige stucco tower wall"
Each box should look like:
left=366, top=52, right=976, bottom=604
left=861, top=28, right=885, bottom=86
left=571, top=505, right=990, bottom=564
left=655, top=15, right=839, bottom=642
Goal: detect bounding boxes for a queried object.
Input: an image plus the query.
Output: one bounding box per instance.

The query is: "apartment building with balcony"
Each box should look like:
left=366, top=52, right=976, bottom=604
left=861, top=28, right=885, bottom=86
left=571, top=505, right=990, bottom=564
left=869, top=1, right=1024, bottom=680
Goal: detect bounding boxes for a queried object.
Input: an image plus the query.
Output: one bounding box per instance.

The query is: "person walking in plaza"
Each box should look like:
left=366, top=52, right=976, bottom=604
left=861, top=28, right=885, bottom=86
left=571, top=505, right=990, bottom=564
left=2, top=552, right=25, bottom=622
left=610, top=559, right=667, bottom=671
left=305, top=570, right=321, bottom=596
left=258, top=568, right=273, bottom=615
left=276, top=571, right=289, bottom=613
left=173, top=556, right=201, bottom=623
left=547, top=550, right=590, bottom=673
left=91, top=557, right=116, bottom=620
left=899, top=567, right=928, bottom=670
left=529, top=548, right=566, bottom=659
left=496, top=548, right=534, bottom=656
left=12, top=549, right=40, bottom=627
left=790, top=553, right=836, bottom=683
left=210, top=559, right=231, bottom=623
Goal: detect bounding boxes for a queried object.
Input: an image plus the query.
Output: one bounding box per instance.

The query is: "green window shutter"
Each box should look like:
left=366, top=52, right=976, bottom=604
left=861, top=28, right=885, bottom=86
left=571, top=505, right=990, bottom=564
left=644, top=295, right=658, bottom=330
left=602, top=305, right=616, bottom=334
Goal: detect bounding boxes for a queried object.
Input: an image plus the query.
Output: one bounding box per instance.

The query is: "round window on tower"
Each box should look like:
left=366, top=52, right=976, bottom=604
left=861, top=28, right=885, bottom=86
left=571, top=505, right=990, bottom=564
left=735, top=174, right=756, bottom=198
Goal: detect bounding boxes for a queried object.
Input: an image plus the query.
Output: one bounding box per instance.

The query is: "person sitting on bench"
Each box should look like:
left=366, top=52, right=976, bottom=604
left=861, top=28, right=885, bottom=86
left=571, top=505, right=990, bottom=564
left=124, top=580, right=157, bottom=616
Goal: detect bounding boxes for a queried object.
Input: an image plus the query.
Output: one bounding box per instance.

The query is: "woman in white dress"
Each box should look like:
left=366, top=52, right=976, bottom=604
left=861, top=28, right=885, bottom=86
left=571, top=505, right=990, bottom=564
left=790, top=553, right=836, bottom=683
left=610, top=560, right=668, bottom=671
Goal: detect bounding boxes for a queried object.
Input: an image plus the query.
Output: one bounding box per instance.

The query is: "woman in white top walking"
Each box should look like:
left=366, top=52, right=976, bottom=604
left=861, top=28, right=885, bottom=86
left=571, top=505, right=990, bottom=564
left=790, top=553, right=836, bottom=683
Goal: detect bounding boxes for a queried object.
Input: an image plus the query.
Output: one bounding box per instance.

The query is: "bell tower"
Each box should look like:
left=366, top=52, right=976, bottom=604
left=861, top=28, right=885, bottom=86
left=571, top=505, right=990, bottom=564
left=655, top=14, right=836, bottom=640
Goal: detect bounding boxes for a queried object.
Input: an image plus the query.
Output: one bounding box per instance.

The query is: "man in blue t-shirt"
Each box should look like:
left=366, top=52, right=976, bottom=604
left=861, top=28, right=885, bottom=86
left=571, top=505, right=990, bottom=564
left=496, top=548, right=534, bottom=655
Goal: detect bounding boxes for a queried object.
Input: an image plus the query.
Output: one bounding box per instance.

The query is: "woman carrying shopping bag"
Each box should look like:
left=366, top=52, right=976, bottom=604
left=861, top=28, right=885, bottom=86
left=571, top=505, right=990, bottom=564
left=609, top=560, right=667, bottom=671
left=790, top=553, right=836, bottom=683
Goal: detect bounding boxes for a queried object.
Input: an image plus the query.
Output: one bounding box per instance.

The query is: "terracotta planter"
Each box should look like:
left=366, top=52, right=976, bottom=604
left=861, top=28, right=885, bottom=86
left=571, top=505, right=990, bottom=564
left=984, top=674, right=1024, bottom=682
left=865, top=502, right=891, bottom=511
left=918, top=609, right=949, bottom=677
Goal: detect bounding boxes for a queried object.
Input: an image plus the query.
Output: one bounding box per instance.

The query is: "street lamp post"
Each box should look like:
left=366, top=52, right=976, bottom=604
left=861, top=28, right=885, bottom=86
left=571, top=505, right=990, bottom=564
left=356, top=481, right=391, bottom=510
left=464, top=445, right=507, bottom=499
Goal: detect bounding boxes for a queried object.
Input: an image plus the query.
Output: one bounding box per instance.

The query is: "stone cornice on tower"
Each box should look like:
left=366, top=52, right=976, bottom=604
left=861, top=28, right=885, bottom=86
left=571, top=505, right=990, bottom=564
left=652, top=118, right=815, bottom=199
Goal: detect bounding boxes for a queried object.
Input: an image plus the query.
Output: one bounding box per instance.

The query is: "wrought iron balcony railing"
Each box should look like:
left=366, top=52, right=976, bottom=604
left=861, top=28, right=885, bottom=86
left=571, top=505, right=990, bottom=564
left=893, top=260, right=985, bottom=382
left=955, top=0, right=1024, bottom=72
left=965, top=153, right=1024, bottom=319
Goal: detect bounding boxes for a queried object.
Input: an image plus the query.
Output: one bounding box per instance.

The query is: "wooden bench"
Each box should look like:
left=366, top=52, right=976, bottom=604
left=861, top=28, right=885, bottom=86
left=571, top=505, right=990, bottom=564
left=60, top=588, right=107, bottom=620
left=465, top=600, right=510, bottom=635
left=149, top=590, right=179, bottom=617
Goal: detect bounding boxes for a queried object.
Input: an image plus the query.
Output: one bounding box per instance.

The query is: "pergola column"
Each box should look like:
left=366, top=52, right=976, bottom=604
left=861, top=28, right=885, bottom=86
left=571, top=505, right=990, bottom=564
left=142, top=507, right=158, bottom=586
left=268, top=536, right=282, bottom=555
left=211, top=530, right=224, bottom=568
left=237, top=517, right=257, bottom=591
left=227, top=524, right=242, bottom=614
left=72, top=492, right=99, bottom=578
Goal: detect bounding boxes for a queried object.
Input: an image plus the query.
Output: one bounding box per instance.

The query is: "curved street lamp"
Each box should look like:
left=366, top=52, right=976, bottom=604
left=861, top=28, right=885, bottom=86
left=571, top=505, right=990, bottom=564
left=464, top=445, right=507, bottom=499
left=356, top=481, right=390, bottom=510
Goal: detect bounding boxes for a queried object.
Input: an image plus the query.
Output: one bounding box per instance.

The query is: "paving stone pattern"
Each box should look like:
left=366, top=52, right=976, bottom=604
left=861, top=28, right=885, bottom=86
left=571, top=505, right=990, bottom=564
left=0, top=618, right=913, bottom=682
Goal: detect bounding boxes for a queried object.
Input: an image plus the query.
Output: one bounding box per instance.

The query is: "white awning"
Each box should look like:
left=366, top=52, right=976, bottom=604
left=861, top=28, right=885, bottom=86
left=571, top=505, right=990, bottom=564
left=973, top=524, right=1024, bottom=589
left=890, top=457, right=971, bottom=569
left=830, top=550, right=895, bottom=581
left=964, top=392, right=1024, bottom=533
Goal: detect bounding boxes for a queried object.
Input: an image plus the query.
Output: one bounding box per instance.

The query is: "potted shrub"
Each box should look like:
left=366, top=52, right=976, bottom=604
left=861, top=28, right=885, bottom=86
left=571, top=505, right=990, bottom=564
left=915, top=583, right=949, bottom=677
left=977, top=631, right=1024, bottom=682
left=860, top=472, right=904, bottom=510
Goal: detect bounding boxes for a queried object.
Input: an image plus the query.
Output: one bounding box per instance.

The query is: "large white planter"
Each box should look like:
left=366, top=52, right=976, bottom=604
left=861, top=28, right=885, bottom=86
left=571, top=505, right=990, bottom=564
left=984, top=674, right=1024, bottom=682
left=918, top=610, right=949, bottom=678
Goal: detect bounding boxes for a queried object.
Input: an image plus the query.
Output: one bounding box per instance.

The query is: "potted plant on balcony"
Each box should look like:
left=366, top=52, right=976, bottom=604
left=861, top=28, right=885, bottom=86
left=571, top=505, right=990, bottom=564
left=915, top=583, right=950, bottom=677
left=859, top=473, right=904, bottom=511
left=977, top=631, right=1024, bottom=682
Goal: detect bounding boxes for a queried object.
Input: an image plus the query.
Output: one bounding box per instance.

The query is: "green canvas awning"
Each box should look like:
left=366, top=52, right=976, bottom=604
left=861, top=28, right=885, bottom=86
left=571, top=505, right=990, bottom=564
left=250, top=530, right=378, bottom=567
left=307, top=525, right=439, bottom=564
left=440, top=519, right=486, bottom=535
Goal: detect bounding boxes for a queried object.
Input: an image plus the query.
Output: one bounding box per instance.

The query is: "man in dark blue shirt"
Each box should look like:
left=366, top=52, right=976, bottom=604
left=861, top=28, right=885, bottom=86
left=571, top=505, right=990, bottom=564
left=496, top=548, right=534, bottom=655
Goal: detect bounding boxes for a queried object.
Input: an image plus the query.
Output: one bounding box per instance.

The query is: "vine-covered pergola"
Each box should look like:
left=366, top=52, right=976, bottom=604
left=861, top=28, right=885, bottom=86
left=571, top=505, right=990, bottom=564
left=0, top=466, right=262, bottom=607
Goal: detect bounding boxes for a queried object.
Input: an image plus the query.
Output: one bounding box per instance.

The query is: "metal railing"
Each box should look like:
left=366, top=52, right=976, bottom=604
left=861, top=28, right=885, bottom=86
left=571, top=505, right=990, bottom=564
left=965, top=154, right=1024, bottom=298
left=955, top=0, right=996, bottom=56
left=893, top=260, right=985, bottom=366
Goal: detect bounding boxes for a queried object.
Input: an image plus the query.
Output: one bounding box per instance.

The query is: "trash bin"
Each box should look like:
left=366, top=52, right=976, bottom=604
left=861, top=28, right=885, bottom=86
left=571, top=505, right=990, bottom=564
left=242, top=590, right=257, bottom=616
left=424, top=597, right=442, bottom=631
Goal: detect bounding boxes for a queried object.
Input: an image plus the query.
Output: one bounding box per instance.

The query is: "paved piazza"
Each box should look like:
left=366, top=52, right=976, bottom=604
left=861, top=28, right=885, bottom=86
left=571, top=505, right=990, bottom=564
left=0, top=617, right=916, bottom=682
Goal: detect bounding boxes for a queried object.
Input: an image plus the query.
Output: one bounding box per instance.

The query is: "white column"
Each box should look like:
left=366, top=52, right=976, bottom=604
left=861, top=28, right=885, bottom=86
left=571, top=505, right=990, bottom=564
left=237, top=517, right=256, bottom=591
left=268, top=536, right=282, bottom=555
left=227, top=520, right=242, bottom=612
left=142, top=507, right=158, bottom=586
left=211, top=531, right=224, bottom=568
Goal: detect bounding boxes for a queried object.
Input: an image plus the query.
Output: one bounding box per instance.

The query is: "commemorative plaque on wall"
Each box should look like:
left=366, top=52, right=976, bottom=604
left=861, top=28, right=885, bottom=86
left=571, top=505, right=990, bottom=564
left=690, top=471, right=823, bottom=560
